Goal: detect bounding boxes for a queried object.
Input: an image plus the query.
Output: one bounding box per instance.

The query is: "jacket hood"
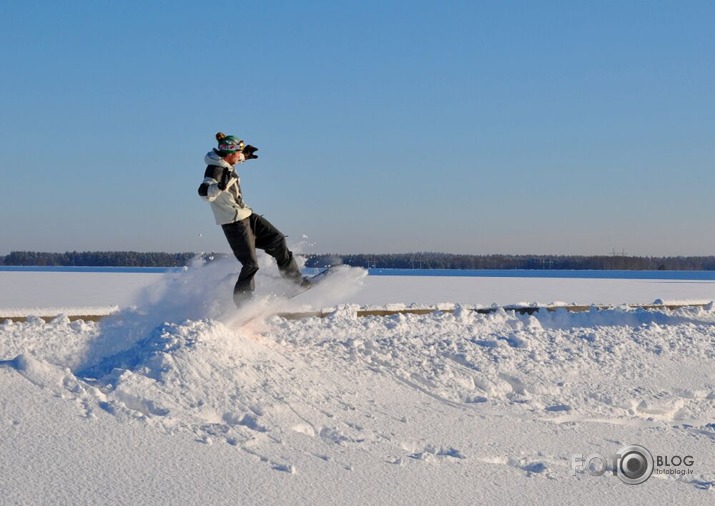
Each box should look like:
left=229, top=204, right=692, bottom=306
left=204, top=151, right=233, bottom=168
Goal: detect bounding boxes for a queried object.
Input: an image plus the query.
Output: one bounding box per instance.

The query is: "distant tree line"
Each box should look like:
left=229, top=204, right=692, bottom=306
left=1, top=251, right=196, bottom=267
left=3, top=251, right=715, bottom=270
left=304, top=253, right=715, bottom=271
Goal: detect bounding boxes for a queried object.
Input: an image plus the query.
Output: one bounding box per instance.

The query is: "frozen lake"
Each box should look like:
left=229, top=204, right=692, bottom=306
left=1, top=266, right=715, bottom=316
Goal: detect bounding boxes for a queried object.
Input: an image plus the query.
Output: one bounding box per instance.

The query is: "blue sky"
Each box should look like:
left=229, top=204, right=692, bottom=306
left=1, top=0, right=713, bottom=256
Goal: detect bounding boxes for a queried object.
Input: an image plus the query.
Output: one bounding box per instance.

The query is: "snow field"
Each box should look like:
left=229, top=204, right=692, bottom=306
left=1, top=260, right=715, bottom=504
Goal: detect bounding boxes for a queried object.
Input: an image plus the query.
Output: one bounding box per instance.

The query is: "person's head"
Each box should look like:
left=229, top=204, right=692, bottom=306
left=214, top=132, right=245, bottom=164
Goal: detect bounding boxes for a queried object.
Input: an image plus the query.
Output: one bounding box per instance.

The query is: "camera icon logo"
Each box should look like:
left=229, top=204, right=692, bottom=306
left=616, top=445, right=654, bottom=485
left=571, top=444, right=655, bottom=485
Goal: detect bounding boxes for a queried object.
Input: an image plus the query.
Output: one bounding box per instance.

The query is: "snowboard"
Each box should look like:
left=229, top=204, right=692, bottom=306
left=286, top=267, right=336, bottom=299
left=226, top=267, right=338, bottom=327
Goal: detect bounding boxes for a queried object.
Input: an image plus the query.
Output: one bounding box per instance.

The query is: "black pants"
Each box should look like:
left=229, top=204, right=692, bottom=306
left=222, top=214, right=300, bottom=301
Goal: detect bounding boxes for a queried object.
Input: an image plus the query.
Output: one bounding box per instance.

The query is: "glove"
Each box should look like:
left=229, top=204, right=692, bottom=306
left=243, top=145, right=259, bottom=160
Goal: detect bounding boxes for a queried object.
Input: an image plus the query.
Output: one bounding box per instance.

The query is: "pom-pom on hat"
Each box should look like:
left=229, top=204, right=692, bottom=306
left=215, top=132, right=245, bottom=154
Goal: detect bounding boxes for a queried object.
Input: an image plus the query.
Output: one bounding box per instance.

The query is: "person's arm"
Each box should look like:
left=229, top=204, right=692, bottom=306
left=197, top=165, right=231, bottom=201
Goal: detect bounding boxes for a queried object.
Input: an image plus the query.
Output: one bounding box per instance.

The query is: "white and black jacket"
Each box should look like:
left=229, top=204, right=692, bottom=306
left=197, top=151, right=253, bottom=225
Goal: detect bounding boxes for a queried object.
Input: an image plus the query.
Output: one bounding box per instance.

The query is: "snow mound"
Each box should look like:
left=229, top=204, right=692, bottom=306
left=2, top=302, right=715, bottom=487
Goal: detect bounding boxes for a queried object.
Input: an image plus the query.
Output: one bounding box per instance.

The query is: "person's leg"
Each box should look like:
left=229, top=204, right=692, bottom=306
left=250, top=214, right=302, bottom=281
left=222, top=219, right=259, bottom=304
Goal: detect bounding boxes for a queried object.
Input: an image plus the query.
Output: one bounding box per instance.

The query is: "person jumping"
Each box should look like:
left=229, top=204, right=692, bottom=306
left=198, top=132, right=306, bottom=306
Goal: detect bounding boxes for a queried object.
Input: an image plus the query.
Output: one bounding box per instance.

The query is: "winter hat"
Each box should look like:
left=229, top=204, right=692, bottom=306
left=215, top=132, right=245, bottom=154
